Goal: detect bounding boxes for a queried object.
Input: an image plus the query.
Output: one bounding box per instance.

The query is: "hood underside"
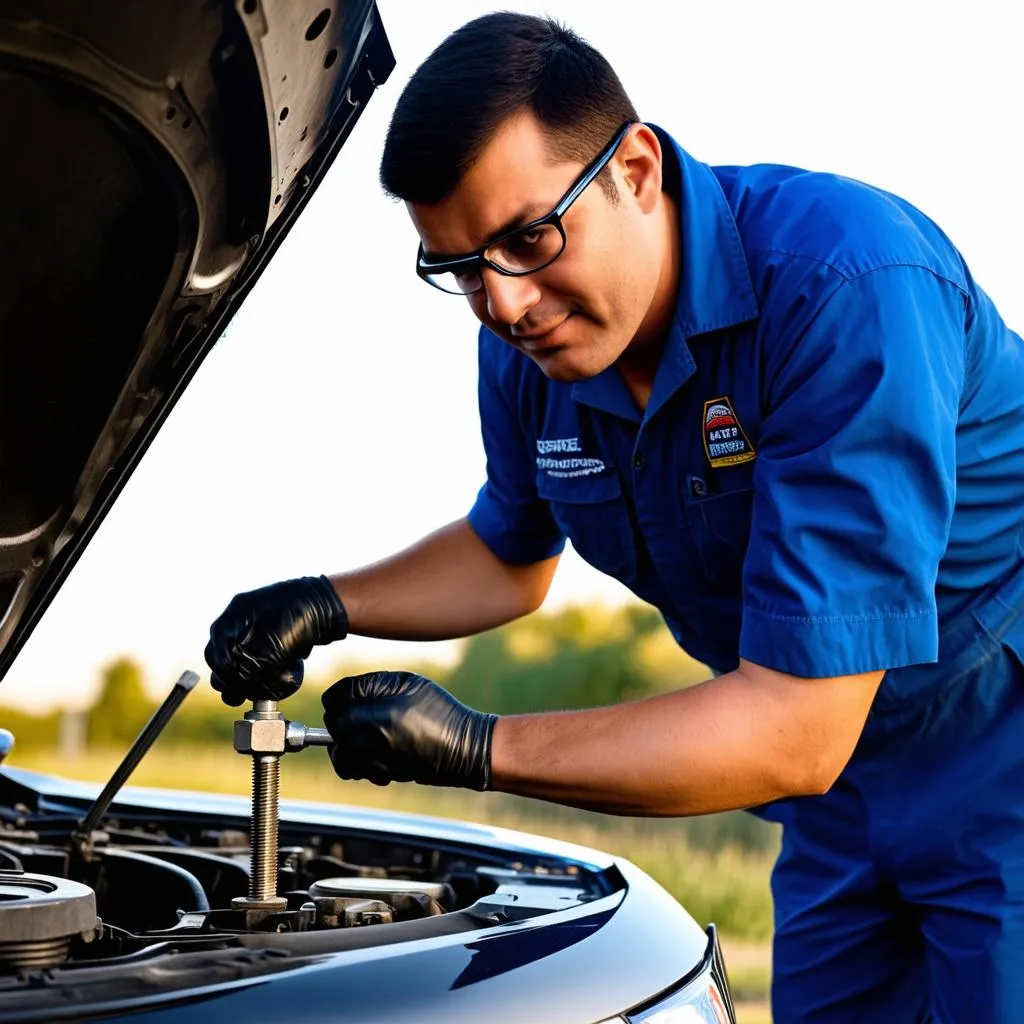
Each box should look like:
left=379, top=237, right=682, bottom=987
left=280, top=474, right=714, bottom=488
left=0, top=0, right=394, bottom=681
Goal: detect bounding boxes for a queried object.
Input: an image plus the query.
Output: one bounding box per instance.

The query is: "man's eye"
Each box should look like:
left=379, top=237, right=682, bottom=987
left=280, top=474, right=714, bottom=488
left=505, top=230, right=543, bottom=256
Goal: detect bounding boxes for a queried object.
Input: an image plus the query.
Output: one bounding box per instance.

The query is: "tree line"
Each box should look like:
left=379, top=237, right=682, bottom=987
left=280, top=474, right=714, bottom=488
left=2, top=602, right=712, bottom=750
left=0, top=603, right=778, bottom=854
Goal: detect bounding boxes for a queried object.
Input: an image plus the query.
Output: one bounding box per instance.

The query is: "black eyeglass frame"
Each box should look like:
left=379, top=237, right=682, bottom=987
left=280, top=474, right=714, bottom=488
left=415, top=120, right=635, bottom=295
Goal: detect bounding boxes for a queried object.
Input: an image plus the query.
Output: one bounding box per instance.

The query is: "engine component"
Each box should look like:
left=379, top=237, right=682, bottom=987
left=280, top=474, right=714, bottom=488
left=231, top=699, right=332, bottom=913
left=308, top=877, right=451, bottom=904
left=92, top=849, right=208, bottom=932
left=311, top=897, right=394, bottom=928
left=232, top=700, right=287, bottom=912
left=309, top=877, right=452, bottom=919
left=232, top=717, right=331, bottom=755
left=0, top=872, right=98, bottom=971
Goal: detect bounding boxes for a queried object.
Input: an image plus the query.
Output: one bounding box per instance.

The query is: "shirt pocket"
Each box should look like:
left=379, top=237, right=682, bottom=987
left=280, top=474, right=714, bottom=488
left=536, top=472, right=637, bottom=583
left=686, top=483, right=754, bottom=590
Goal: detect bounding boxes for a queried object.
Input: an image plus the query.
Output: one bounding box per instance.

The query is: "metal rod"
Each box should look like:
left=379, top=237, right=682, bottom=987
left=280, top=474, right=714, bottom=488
left=249, top=755, right=281, bottom=901
left=76, top=670, right=200, bottom=840
left=233, top=701, right=330, bottom=906
left=285, top=722, right=332, bottom=749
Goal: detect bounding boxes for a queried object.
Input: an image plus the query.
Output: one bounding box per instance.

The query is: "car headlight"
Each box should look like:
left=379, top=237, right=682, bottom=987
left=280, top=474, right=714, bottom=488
left=597, top=926, right=735, bottom=1024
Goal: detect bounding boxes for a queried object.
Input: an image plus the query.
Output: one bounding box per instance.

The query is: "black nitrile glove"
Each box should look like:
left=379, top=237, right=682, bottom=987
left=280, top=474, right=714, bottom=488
left=321, top=672, right=497, bottom=791
left=205, top=576, right=348, bottom=706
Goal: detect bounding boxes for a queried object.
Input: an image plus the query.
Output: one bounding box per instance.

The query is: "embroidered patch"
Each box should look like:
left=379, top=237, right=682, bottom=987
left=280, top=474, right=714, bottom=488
left=702, top=396, right=756, bottom=468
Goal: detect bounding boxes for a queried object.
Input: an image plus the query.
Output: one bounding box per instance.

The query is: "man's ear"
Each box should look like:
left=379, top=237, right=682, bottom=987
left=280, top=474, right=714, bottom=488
left=617, top=124, right=663, bottom=213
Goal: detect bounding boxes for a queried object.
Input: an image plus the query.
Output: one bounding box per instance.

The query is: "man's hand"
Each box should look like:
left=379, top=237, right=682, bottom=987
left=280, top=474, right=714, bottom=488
left=205, top=576, right=348, bottom=706
left=321, top=672, right=497, bottom=790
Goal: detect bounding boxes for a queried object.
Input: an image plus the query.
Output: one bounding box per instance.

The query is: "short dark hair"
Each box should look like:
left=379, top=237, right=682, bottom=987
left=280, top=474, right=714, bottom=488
left=379, top=12, right=639, bottom=204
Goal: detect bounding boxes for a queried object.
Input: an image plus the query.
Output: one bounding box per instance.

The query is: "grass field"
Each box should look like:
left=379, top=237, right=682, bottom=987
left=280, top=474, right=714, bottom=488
left=8, top=744, right=775, bottom=1017
left=734, top=1005, right=771, bottom=1024
left=725, top=944, right=773, bottom=1022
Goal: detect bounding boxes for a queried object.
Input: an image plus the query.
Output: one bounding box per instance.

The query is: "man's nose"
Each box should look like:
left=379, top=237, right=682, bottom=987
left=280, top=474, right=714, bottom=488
left=480, top=267, right=542, bottom=326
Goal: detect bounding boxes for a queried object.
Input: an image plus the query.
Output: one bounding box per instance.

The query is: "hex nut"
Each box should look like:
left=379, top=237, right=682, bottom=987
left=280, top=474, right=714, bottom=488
left=233, top=717, right=287, bottom=754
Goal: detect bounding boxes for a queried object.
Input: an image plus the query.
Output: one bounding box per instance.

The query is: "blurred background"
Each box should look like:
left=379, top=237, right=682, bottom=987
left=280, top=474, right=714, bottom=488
left=3, top=1, right=1022, bottom=1018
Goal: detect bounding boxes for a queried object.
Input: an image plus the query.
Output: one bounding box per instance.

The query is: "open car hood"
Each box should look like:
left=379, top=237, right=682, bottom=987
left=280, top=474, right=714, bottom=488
left=0, top=0, right=395, bottom=681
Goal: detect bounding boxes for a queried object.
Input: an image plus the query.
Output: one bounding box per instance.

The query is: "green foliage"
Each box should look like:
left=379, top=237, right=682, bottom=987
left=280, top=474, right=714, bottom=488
left=162, top=687, right=234, bottom=745
left=3, top=602, right=779, bottom=861
left=86, top=657, right=154, bottom=748
left=445, top=602, right=709, bottom=715
left=497, top=797, right=779, bottom=855
left=5, top=602, right=713, bottom=748
left=628, top=841, right=775, bottom=942
left=0, top=705, right=62, bottom=751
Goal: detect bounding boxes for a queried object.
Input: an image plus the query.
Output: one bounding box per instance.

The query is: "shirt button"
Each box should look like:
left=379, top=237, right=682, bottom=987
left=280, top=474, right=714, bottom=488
left=690, top=477, right=707, bottom=498
left=633, top=452, right=645, bottom=471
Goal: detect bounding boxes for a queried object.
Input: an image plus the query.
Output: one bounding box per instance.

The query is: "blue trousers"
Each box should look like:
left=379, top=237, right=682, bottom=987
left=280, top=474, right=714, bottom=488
left=763, top=569, right=1024, bottom=1023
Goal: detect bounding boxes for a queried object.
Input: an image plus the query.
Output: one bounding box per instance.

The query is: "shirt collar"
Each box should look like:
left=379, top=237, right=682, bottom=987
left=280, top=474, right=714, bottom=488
left=657, top=124, right=759, bottom=338
left=573, top=125, right=758, bottom=422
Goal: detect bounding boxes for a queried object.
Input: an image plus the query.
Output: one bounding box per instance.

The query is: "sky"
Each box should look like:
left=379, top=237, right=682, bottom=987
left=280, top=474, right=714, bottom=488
left=4, top=0, right=1023, bottom=710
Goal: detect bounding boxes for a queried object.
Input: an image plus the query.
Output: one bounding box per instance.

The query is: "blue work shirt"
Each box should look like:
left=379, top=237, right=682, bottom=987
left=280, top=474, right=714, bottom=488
left=467, top=125, right=1024, bottom=685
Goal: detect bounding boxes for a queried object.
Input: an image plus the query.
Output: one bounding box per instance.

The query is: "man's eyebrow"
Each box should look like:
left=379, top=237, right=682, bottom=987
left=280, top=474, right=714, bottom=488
left=421, top=203, right=546, bottom=262
left=481, top=203, right=546, bottom=247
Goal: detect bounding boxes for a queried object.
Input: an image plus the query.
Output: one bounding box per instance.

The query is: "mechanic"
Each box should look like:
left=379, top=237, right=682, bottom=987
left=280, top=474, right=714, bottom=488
left=205, top=13, right=1024, bottom=1022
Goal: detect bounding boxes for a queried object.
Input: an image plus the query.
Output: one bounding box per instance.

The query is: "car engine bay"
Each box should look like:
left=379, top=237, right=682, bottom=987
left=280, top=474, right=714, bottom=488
left=0, top=671, right=609, bottom=996
left=0, top=804, right=596, bottom=969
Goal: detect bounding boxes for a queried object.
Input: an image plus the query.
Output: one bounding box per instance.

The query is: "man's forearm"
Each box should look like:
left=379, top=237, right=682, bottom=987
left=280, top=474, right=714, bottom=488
left=489, top=662, right=882, bottom=816
left=328, top=518, right=558, bottom=642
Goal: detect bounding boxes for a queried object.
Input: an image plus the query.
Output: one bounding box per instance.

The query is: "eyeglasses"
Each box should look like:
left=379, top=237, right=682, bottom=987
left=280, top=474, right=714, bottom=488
left=416, top=121, right=634, bottom=296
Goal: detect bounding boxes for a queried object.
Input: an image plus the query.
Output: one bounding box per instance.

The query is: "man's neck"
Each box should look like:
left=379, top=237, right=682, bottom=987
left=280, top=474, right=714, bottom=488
left=615, top=193, right=682, bottom=412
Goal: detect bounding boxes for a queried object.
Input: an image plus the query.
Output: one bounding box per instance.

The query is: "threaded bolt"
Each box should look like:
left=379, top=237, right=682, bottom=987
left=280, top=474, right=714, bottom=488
left=249, top=754, right=280, bottom=901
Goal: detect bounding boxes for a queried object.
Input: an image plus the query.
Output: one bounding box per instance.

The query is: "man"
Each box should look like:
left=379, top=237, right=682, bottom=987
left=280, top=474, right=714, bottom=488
left=205, top=12, right=1024, bottom=1022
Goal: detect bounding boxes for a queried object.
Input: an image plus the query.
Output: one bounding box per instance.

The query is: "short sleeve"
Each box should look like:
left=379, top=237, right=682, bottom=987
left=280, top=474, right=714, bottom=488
left=740, top=266, right=965, bottom=677
left=467, top=331, right=566, bottom=565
